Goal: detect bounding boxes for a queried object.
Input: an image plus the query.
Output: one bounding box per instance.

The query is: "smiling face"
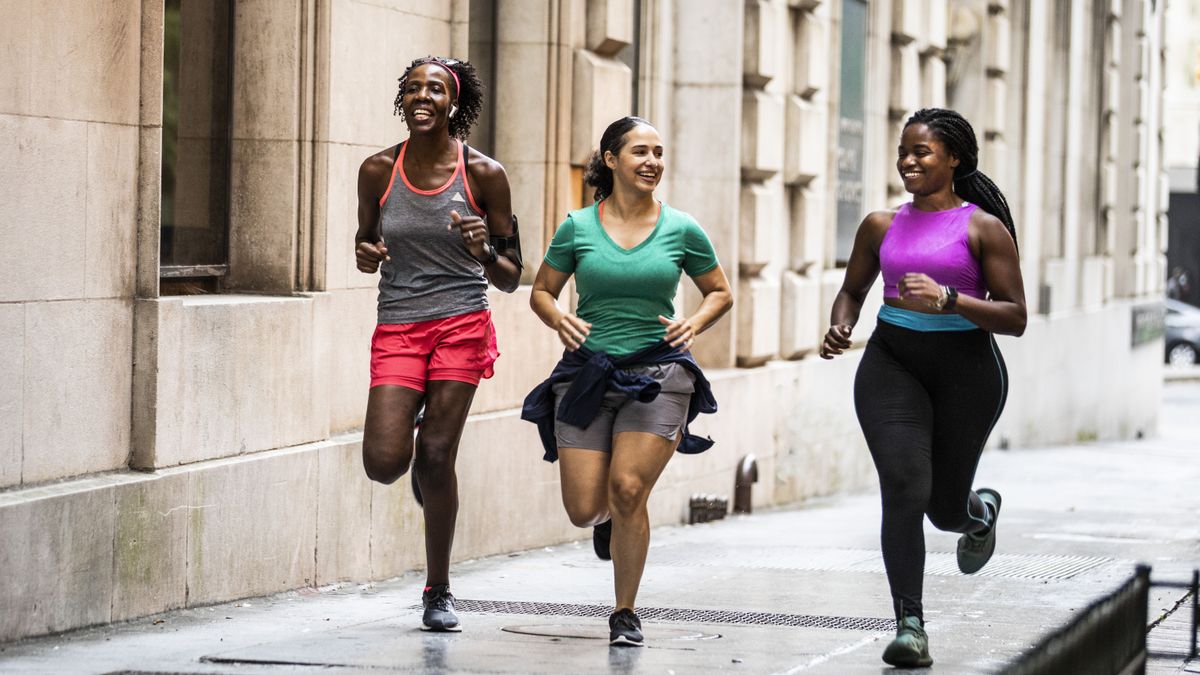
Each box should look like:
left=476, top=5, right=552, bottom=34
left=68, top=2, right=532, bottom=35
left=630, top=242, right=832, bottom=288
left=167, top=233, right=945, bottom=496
left=400, top=63, right=456, bottom=133
left=604, top=124, right=665, bottom=197
left=897, top=123, right=959, bottom=196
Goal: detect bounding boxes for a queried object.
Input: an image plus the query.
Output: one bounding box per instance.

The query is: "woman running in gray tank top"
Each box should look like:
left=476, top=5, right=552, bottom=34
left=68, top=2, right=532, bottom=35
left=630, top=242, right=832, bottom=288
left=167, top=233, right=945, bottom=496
left=354, top=56, right=522, bottom=633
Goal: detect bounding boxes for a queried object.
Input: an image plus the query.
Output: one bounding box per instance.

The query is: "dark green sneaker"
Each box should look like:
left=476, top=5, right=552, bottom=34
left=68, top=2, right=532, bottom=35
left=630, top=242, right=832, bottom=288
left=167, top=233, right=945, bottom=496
left=957, top=488, right=1002, bottom=574
left=881, top=615, right=932, bottom=668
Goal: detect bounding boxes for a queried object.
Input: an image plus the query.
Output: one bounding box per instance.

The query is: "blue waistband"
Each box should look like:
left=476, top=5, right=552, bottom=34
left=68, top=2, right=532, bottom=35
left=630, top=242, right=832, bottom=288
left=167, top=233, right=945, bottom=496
left=878, top=305, right=978, bottom=332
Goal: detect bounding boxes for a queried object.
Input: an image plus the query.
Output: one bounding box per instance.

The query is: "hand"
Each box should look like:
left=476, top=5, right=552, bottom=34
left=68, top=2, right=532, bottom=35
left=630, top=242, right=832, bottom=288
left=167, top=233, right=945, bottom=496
left=820, top=324, right=853, bottom=359
left=448, top=210, right=490, bottom=262
left=554, top=313, right=591, bottom=351
left=659, top=315, right=698, bottom=350
left=356, top=240, right=389, bottom=273
left=898, top=273, right=945, bottom=309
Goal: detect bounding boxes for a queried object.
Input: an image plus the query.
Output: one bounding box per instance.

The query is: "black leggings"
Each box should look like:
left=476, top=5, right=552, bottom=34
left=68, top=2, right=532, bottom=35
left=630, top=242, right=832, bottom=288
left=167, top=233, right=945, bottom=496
left=854, top=320, right=1008, bottom=622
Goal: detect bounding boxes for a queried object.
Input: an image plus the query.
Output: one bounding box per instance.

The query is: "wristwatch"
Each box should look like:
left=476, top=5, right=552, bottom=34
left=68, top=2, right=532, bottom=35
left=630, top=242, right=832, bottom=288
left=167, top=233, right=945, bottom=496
left=940, top=285, right=959, bottom=311
left=478, top=243, right=498, bottom=265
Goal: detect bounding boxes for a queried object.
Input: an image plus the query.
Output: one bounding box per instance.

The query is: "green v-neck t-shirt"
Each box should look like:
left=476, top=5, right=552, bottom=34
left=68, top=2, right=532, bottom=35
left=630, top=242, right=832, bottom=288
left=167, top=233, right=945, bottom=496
left=543, top=201, right=720, bottom=357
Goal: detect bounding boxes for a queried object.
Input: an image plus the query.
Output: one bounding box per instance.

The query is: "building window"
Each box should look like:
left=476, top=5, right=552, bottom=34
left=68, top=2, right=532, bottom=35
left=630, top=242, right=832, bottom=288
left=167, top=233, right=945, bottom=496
left=160, top=0, right=234, bottom=286
left=835, top=0, right=868, bottom=263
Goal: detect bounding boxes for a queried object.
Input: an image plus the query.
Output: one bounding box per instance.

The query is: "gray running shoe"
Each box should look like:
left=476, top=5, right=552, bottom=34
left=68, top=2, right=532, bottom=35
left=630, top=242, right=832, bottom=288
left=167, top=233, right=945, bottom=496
left=608, top=608, right=643, bottom=647
left=881, top=615, right=933, bottom=668
left=421, top=584, right=461, bottom=632
left=957, top=488, right=1002, bottom=574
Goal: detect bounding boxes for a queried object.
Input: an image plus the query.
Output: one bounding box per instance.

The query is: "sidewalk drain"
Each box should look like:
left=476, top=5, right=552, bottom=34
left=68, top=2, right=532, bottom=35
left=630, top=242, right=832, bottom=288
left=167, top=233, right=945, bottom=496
left=648, top=547, right=1113, bottom=581
left=446, top=599, right=894, bottom=631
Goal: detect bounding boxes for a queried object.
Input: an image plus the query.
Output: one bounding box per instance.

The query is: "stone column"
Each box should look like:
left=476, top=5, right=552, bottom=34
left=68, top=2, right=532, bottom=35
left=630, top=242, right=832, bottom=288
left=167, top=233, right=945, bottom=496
left=781, top=0, right=831, bottom=360
left=671, top=0, right=745, bottom=368
left=737, top=0, right=785, bottom=368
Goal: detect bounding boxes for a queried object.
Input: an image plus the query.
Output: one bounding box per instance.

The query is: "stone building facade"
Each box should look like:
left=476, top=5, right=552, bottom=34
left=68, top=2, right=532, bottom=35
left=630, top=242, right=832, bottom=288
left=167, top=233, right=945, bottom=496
left=0, top=0, right=1166, bottom=641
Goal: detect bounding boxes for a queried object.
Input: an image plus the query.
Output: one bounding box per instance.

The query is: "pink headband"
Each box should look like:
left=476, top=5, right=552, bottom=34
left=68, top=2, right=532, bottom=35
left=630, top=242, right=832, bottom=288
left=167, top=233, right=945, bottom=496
left=423, top=59, right=460, bottom=101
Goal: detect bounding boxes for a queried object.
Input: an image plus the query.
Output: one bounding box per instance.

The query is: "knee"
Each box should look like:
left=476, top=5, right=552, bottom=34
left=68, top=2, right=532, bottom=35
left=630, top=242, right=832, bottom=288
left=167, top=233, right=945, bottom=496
left=414, top=436, right=457, bottom=479
left=878, top=475, right=929, bottom=514
left=362, top=448, right=407, bottom=485
left=926, top=508, right=967, bottom=532
left=926, top=496, right=974, bottom=532
left=608, top=475, right=651, bottom=519
left=564, top=502, right=609, bottom=528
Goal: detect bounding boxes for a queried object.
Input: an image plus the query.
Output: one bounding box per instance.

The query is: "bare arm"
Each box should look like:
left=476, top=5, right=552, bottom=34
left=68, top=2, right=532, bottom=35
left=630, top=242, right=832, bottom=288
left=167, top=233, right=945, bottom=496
left=530, top=263, right=591, bottom=350
left=957, top=213, right=1027, bottom=335
left=354, top=152, right=394, bottom=273
left=463, top=151, right=521, bottom=293
left=820, top=210, right=891, bottom=358
left=660, top=264, right=734, bottom=349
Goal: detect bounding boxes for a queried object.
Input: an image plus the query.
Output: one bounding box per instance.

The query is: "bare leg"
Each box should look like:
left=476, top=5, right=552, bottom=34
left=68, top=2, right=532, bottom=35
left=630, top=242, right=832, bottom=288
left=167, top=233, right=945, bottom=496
left=607, top=431, right=678, bottom=611
left=414, top=379, right=477, bottom=587
left=361, top=385, right=425, bottom=484
left=557, top=448, right=612, bottom=527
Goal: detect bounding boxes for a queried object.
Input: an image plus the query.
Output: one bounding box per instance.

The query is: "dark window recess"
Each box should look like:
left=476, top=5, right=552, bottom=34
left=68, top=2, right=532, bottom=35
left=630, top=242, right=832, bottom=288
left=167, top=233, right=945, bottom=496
left=160, top=0, right=234, bottom=282
left=467, top=0, right=498, bottom=156
left=835, top=0, right=868, bottom=264
left=615, top=0, right=643, bottom=115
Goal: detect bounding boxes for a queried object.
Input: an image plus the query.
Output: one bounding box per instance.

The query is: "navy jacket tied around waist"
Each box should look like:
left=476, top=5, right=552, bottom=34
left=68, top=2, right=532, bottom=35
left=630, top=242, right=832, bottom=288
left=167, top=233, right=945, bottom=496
left=520, top=341, right=718, bottom=463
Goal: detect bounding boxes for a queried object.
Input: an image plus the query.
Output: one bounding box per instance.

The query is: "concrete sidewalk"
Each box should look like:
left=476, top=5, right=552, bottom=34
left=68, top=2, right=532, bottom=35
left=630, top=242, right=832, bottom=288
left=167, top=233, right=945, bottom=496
left=2, top=384, right=1198, bottom=675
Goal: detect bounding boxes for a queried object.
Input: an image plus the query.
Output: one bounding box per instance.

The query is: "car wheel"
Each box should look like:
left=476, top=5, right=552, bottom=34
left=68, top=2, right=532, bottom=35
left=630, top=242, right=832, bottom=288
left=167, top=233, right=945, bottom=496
left=1167, top=342, right=1198, bottom=367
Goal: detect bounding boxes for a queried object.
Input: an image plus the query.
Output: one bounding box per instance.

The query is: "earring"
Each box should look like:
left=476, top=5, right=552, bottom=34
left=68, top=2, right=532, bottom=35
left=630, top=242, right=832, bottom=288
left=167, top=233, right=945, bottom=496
left=450, top=105, right=458, bottom=118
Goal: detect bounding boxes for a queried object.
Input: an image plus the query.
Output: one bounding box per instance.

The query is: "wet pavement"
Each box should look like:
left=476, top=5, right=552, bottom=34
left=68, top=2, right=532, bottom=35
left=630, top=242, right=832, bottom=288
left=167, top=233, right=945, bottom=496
left=2, top=383, right=1198, bottom=674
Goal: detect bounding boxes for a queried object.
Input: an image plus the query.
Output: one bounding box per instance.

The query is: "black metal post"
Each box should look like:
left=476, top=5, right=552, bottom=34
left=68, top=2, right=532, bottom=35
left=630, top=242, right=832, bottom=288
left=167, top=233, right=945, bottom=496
left=1191, top=569, right=1198, bottom=660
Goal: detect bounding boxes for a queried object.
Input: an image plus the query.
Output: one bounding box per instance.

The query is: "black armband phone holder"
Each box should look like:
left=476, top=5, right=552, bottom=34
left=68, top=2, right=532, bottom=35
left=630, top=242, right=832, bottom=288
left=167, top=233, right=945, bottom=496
left=489, top=215, right=523, bottom=270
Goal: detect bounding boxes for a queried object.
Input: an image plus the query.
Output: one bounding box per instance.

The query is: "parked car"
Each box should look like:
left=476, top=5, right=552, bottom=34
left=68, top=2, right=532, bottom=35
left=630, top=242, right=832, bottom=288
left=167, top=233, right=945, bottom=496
left=1165, top=299, right=1200, bottom=366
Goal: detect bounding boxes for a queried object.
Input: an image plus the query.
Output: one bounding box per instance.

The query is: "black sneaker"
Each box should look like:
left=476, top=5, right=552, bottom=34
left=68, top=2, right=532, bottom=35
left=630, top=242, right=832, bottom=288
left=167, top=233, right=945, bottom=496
left=411, top=410, right=425, bottom=506
left=421, top=584, right=461, bottom=632
left=608, top=608, right=643, bottom=646
left=881, top=615, right=932, bottom=667
left=593, top=519, right=612, bottom=561
left=957, top=488, right=1002, bottom=574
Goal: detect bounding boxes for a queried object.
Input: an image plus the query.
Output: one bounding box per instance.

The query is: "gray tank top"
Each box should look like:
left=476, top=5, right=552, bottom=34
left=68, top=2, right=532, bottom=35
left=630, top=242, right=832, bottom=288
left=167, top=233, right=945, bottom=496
left=376, top=140, right=489, bottom=324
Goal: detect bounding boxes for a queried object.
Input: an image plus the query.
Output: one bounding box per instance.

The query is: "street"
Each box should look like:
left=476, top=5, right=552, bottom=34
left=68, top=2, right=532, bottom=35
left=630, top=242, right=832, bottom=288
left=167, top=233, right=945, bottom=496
left=2, top=382, right=1197, bottom=674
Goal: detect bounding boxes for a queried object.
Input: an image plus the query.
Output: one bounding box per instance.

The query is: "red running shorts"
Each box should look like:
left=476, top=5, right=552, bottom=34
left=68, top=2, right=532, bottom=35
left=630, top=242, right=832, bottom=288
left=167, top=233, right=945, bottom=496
left=370, top=309, right=499, bottom=391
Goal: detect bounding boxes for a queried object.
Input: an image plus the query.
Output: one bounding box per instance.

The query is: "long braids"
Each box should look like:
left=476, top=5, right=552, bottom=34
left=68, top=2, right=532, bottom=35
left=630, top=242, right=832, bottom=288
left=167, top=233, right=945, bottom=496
left=905, top=108, right=1018, bottom=252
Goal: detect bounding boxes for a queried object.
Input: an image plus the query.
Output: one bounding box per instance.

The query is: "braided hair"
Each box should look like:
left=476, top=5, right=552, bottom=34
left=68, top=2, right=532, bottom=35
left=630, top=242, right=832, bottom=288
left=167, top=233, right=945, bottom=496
left=904, top=108, right=1018, bottom=252
left=393, top=56, right=484, bottom=140
left=583, top=116, right=654, bottom=202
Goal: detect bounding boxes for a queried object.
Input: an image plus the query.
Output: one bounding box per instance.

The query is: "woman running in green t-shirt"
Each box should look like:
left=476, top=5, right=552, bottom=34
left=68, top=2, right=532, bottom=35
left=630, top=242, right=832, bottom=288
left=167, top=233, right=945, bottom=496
left=526, top=116, right=733, bottom=646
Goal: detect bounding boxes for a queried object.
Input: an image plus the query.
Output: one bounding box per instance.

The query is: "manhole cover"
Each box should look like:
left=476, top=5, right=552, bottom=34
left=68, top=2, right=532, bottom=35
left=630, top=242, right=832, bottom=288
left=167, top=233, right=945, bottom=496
left=501, top=623, right=721, bottom=640
left=432, top=599, right=894, bottom=631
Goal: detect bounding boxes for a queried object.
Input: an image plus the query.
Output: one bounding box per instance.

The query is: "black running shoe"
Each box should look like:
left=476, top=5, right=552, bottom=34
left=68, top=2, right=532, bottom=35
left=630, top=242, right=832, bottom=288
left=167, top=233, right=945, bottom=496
left=957, top=488, right=1002, bottom=574
left=608, top=608, right=643, bottom=646
left=421, top=584, right=461, bottom=632
left=593, top=519, right=613, bottom=561
left=411, top=410, right=425, bottom=507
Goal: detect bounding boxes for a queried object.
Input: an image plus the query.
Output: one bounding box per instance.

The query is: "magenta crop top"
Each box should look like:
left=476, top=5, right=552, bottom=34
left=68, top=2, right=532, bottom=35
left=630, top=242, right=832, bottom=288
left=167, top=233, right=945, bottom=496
left=880, top=202, right=987, bottom=300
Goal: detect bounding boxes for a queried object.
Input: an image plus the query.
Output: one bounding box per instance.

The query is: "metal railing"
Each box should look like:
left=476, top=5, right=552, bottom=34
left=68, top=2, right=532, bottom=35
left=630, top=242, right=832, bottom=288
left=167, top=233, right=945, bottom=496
left=999, top=565, right=1198, bottom=675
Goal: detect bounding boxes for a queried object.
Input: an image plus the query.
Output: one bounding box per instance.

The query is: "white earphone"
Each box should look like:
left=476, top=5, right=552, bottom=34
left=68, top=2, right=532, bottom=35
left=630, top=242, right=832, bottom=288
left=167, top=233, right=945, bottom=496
left=450, top=105, right=458, bottom=118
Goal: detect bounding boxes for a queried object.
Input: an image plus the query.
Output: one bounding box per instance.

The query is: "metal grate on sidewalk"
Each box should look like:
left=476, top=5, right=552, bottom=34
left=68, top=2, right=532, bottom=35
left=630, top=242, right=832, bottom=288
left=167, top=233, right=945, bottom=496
left=647, top=546, right=1114, bottom=581
left=440, top=599, right=895, bottom=631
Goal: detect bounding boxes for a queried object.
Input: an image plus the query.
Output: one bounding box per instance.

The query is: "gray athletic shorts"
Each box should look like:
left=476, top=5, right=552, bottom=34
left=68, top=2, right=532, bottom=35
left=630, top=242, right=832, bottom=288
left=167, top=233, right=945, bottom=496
left=552, top=362, right=696, bottom=452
